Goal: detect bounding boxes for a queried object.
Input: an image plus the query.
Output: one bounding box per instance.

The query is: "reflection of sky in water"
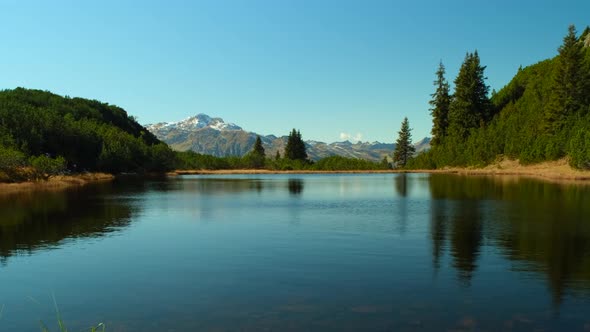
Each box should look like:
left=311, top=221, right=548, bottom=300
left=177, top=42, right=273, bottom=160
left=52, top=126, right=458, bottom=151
left=0, top=174, right=589, bottom=331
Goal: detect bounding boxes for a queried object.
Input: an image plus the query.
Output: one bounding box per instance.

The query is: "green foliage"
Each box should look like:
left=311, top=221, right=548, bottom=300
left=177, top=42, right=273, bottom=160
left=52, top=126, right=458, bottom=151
left=544, top=25, right=589, bottom=138
left=392, top=117, right=415, bottom=168
left=284, top=129, right=307, bottom=161
left=245, top=136, right=266, bottom=168
left=311, top=156, right=388, bottom=171
left=0, top=88, right=175, bottom=181
left=29, top=155, right=67, bottom=179
left=411, top=25, right=590, bottom=170
left=448, top=51, right=491, bottom=139
left=0, top=145, right=26, bottom=171
left=429, top=61, right=451, bottom=146
left=568, top=113, right=590, bottom=169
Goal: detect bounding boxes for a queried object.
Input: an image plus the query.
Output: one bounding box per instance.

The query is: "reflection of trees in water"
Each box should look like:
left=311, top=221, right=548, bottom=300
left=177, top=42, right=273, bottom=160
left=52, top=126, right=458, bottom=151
left=449, top=201, right=482, bottom=285
left=430, top=200, right=448, bottom=272
left=428, top=174, right=590, bottom=303
left=490, top=180, right=590, bottom=305
left=429, top=175, right=483, bottom=284
left=288, top=179, right=304, bottom=195
left=0, top=182, right=140, bottom=264
left=178, top=177, right=304, bottom=196
left=394, top=174, right=409, bottom=197
left=393, top=175, right=409, bottom=233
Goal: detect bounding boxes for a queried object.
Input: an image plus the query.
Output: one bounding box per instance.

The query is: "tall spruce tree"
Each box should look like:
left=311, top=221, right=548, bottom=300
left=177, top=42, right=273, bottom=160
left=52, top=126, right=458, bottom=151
left=429, top=61, right=451, bottom=146
left=247, top=135, right=266, bottom=168
left=544, top=25, right=589, bottom=133
left=285, top=129, right=307, bottom=161
left=393, top=117, right=415, bottom=168
left=448, top=51, right=491, bottom=139
left=253, top=136, right=265, bottom=155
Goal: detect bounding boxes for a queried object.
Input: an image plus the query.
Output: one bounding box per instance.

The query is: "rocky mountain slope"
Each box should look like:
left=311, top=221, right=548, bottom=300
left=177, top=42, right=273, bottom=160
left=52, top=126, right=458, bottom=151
left=146, top=114, right=430, bottom=162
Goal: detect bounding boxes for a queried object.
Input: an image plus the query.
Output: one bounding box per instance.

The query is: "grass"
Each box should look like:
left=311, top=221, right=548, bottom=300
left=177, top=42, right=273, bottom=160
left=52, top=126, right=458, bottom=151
left=35, top=295, right=106, bottom=332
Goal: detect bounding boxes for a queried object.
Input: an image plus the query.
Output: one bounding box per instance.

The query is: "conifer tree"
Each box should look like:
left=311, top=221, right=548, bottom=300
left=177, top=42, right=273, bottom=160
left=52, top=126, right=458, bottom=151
left=247, top=136, right=265, bottom=168
left=448, top=51, right=491, bottom=139
left=285, top=129, right=307, bottom=161
left=430, top=61, right=451, bottom=146
left=252, top=136, right=265, bottom=156
left=275, top=150, right=281, bottom=160
left=393, top=117, right=415, bottom=168
left=544, top=24, right=589, bottom=133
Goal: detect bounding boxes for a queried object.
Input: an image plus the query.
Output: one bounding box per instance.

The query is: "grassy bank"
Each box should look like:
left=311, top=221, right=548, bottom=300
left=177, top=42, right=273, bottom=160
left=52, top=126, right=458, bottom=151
left=407, top=158, right=590, bottom=183
left=170, top=169, right=398, bottom=175
left=171, top=158, right=590, bottom=183
left=0, top=173, right=114, bottom=195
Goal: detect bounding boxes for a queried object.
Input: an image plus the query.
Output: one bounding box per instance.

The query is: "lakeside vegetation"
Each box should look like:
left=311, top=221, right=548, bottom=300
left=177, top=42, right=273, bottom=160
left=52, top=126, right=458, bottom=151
left=0, top=89, right=388, bottom=183
left=406, top=25, right=590, bottom=170
left=0, top=88, right=177, bottom=182
left=2, top=25, right=589, bottom=183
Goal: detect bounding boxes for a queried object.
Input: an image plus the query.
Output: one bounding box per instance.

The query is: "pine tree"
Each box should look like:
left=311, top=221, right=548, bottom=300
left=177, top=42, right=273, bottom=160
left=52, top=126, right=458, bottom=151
left=545, top=25, right=590, bottom=135
left=430, top=61, right=451, bottom=146
left=448, top=51, right=491, bottom=139
left=247, top=136, right=265, bottom=168
left=285, top=129, right=307, bottom=161
left=275, top=150, right=281, bottom=160
left=252, top=136, right=265, bottom=156
left=393, top=117, right=415, bottom=168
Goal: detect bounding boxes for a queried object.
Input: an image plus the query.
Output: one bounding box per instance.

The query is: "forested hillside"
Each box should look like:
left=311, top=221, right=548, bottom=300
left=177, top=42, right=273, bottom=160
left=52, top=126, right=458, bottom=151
left=0, top=88, right=176, bottom=180
left=410, top=25, right=590, bottom=169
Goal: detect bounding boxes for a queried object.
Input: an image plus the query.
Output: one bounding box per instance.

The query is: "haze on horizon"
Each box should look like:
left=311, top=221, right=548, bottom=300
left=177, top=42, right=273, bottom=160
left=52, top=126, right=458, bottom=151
left=0, top=0, right=588, bottom=143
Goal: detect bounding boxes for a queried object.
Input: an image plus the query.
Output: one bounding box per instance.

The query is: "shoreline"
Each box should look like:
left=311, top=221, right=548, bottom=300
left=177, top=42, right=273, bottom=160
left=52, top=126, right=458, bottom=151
left=170, top=159, right=590, bottom=183
left=0, top=173, right=115, bottom=195
left=1, top=159, right=588, bottom=195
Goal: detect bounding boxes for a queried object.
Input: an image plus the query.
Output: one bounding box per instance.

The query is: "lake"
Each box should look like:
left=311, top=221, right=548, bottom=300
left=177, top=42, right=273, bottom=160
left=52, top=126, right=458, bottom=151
left=1, top=174, right=590, bottom=331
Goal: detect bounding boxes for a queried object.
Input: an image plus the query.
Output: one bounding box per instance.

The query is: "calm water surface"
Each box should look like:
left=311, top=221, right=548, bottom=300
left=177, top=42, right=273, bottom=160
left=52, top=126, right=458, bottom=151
left=1, top=174, right=590, bottom=331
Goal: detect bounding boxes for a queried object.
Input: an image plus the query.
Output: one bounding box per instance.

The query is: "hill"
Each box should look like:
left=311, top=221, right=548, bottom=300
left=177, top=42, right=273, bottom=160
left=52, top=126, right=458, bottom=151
left=409, top=25, right=590, bottom=170
left=0, top=88, right=175, bottom=181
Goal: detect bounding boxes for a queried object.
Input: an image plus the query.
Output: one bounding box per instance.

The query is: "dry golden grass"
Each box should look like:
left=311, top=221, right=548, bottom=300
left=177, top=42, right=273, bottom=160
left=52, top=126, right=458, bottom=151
left=171, top=158, right=590, bottom=184
left=169, top=169, right=398, bottom=175
left=0, top=173, right=114, bottom=195
left=410, top=158, right=590, bottom=184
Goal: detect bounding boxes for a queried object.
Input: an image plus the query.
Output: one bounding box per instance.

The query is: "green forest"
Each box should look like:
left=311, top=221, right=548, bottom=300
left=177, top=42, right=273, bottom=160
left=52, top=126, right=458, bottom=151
left=2, top=25, right=589, bottom=182
left=0, top=89, right=387, bottom=182
left=0, top=88, right=178, bottom=181
left=408, top=25, right=590, bottom=169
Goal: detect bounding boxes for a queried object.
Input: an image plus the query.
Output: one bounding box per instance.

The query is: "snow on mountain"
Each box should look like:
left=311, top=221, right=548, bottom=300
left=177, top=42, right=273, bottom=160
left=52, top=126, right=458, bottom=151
left=146, top=113, right=242, bottom=134
left=146, top=113, right=430, bottom=161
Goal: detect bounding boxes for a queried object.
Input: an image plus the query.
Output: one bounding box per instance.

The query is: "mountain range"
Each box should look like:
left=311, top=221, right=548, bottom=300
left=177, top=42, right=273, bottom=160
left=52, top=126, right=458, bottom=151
left=146, top=114, right=430, bottom=162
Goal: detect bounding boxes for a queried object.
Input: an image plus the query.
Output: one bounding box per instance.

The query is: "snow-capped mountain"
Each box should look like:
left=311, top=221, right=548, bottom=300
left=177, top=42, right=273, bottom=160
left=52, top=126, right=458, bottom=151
left=146, top=114, right=242, bottom=135
left=146, top=114, right=430, bottom=162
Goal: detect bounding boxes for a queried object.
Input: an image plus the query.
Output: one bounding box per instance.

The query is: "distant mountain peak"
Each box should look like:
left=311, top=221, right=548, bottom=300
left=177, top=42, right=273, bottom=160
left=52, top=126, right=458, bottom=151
left=146, top=113, right=430, bottom=161
left=146, top=113, right=242, bottom=133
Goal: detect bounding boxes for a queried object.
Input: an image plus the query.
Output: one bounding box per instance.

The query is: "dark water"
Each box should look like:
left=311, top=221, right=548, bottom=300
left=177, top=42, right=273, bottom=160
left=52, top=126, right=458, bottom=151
left=1, top=174, right=590, bottom=332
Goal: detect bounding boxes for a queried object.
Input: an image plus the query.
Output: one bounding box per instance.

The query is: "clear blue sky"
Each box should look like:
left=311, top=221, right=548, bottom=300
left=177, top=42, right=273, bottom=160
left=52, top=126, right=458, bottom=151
left=1, top=1, right=589, bottom=143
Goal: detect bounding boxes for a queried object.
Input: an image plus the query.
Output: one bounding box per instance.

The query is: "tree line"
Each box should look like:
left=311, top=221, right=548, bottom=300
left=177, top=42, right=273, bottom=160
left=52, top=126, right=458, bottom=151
left=0, top=90, right=389, bottom=183
left=176, top=129, right=389, bottom=171
left=403, top=24, right=590, bottom=169
left=0, top=88, right=176, bottom=181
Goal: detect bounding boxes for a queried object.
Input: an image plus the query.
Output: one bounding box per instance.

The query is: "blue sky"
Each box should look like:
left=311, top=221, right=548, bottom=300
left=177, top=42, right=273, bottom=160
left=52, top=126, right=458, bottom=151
left=1, top=1, right=589, bottom=143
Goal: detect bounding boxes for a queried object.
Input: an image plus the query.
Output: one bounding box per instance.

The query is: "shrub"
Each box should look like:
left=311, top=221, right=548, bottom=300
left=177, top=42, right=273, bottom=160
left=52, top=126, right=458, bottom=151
left=29, top=155, right=67, bottom=179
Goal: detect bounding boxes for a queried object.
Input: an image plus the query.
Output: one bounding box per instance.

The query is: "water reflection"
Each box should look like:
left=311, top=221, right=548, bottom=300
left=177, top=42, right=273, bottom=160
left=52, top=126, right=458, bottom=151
left=428, top=174, right=590, bottom=302
left=394, top=174, right=409, bottom=233
left=178, top=176, right=305, bottom=196
left=0, top=182, right=140, bottom=264
left=287, top=179, right=304, bottom=195
left=430, top=200, right=448, bottom=272
left=449, top=200, right=482, bottom=285
left=394, top=174, right=409, bottom=197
